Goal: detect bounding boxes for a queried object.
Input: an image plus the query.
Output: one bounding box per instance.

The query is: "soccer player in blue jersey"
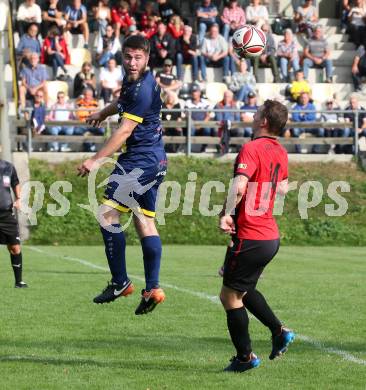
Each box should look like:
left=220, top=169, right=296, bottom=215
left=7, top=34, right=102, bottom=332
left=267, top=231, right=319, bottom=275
left=77, top=35, right=167, bottom=315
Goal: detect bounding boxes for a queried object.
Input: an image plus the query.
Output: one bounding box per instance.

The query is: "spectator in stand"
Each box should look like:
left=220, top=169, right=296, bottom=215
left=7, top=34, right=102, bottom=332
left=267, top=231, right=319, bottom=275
left=185, top=84, right=212, bottom=151
left=93, top=0, right=111, bottom=36
left=19, top=52, right=48, bottom=108
left=240, top=91, right=258, bottom=137
left=221, top=0, right=246, bottom=40
left=289, top=68, right=312, bottom=101
left=64, top=0, right=89, bottom=48
left=251, top=22, right=280, bottom=83
left=16, top=23, right=41, bottom=69
left=17, top=0, right=42, bottom=36
left=96, top=24, right=122, bottom=67
left=347, top=0, right=366, bottom=47
left=74, top=87, right=104, bottom=152
left=341, top=0, right=353, bottom=33
left=40, top=25, right=70, bottom=79
left=128, top=0, right=140, bottom=15
left=139, top=1, right=157, bottom=31
left=352, top=43, right=366, bottom=91
left=73, top=61, right=97, bottom=98
left=111, top=0, right=133, bottom=37
left=320, top=98, right=341, bottom=154
left=176, top=25, right=201, bottom=82
left=294, top=0, right=318, bottom=38
left=158, top=0, right=180, bottom=24
left=41, top=0, right=66, bottom=38
left=344, top=94, right=366, bottom=152
left=303, top=26, right=333, bottom=83
left=245, top=0, right=269, bottom=28
left=155, top=59, right=182, bottom=92
left=99, top=58, right=123, bottom=103
left=139, top=1, right=158, bottom=31
left=196, top=0, right=218, bottom=44
left=200, top=23, right=230, bottom=82
left=162, top=91, right=183, bottom=152
left=215, top=90, right=241, bottom=137
left=25, top=89, right=47, bottom=151
left=277, top=29, right=300, bottom=82
left=150, top=22, right=176, bottom=69
left=47, top=90, right=74, bottom=152
left=168, top=15, right=184, bottom=39
left=30, top=89, right=47, bottom=135
left=228, top=58, right=256, bottom=103
left=291, top=91, right=320, bottom=153
left=141, top=15, right=158, bottom=39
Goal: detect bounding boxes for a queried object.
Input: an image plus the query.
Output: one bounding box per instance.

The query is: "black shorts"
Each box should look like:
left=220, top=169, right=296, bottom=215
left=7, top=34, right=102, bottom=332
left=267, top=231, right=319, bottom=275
left=70, top=26, right=83, bottom=34
left=223, top=237, right=280, bottom=293
left=0, top=210, right=20, bottom=245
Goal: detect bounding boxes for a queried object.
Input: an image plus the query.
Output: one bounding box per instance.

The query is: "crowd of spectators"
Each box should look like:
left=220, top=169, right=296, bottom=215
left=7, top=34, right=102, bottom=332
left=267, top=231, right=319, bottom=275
left=13, top=0, right=366, bottom=153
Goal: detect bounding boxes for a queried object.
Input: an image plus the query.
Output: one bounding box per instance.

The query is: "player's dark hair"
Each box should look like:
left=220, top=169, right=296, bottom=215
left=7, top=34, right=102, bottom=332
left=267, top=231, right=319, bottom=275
left=261, top=100, right=288, bottom=136
left=122, top=34, right=150, bottom=54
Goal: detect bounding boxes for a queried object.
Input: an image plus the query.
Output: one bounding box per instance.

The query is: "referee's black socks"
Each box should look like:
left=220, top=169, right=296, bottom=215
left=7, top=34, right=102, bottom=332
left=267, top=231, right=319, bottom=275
left=10, top=253, right=23, bottom=284
left=244, top=289, right=282, bottom=335
left=226, top=307, right=252, bottom=360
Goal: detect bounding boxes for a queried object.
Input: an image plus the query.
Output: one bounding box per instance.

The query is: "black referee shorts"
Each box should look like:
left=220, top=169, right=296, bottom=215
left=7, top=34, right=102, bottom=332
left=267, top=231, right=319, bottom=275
left=223, top=237, right=280, bottom=293
left=0, top=210, right=20, bottom=245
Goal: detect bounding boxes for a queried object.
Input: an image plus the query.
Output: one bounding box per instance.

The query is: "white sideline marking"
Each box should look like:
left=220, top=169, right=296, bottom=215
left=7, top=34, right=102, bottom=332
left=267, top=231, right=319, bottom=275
left=27, top=246, right=366, bottom=366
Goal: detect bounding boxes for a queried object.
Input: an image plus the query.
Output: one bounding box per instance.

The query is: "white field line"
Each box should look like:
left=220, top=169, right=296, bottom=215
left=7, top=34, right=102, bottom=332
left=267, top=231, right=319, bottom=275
left=26, top=246, right=366, bottom=366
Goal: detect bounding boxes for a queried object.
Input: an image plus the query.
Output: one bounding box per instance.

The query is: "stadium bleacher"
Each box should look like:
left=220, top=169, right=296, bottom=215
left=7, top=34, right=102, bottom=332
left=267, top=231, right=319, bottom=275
left=5, top=0, right=366, bottom=154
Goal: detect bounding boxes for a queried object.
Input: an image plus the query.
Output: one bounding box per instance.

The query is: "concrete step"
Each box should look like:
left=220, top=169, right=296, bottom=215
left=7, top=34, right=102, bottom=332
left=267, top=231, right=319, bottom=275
left=322, top=26, right=340, bottom=35
left=325, top=34, right=349, bottom=44
left=319, top=18, right=341, bottom=27
left=333, top=42, right=356, bottom=50
left=332, top=50, right=356, bottom=66
left=257, top=82, right=355, bottom=102
left=257, top=66, right=353, bottom=83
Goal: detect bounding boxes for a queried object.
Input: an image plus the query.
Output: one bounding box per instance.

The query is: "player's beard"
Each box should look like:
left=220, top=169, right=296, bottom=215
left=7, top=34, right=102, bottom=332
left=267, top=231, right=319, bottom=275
left=127, top=61, right=148, bottom=82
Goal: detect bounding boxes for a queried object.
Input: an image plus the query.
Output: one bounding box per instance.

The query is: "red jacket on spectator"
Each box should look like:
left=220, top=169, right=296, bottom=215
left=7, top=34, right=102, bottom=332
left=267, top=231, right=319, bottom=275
left=168, top=22, right=184, bottom=39
left=139, top=12, right=150, bottom=30
left=143, top=25, right=158, bottom=39
left=40, top=37, right=70, bottom=65
left=111, top=7, right=133, bottom=28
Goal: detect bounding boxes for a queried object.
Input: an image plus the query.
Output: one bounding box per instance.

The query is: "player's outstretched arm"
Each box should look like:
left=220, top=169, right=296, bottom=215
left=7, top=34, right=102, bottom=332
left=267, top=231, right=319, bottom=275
left=77, top=118, right=138, bottom=176
left=86, top=99, right=120, bottom=127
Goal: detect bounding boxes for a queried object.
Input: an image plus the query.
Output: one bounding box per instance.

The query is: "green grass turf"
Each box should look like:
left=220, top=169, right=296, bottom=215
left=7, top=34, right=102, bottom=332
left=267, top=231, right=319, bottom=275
left=0, top=246, right=365, bottom=390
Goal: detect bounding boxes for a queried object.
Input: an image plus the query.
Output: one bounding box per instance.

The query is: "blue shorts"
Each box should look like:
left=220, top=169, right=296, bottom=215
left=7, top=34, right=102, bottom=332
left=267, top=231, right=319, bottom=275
left=102, top=151, right=167, bottom=217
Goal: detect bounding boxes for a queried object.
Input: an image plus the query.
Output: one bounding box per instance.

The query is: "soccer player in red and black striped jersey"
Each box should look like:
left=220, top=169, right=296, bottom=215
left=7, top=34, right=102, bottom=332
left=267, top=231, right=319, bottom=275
left=219, top=99, right=295, bottom=373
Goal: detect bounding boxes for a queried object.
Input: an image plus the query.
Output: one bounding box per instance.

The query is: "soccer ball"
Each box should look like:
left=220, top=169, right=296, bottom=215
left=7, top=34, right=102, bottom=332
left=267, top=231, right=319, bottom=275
left=232, top=25, right=266, bottom=58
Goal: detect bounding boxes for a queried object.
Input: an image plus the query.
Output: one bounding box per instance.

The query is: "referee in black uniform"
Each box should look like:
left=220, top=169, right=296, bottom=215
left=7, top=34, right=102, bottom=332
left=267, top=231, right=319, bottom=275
left=0, top=159, right=27, bottom=288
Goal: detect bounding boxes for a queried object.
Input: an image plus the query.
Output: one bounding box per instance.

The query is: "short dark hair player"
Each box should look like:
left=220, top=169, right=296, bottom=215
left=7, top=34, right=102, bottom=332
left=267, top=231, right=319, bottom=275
left=219, top=100, right=295, bottom=372
left=78, top=35, right=167, bottom=315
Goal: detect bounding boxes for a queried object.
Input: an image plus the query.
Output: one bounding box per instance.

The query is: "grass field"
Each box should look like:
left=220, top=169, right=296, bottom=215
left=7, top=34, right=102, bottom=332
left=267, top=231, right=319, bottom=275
left=0, top=245, right=365, bottom=389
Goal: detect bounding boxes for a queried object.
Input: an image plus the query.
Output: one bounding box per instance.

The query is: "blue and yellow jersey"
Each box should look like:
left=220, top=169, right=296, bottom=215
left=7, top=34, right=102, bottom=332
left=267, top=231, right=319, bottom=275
left=117, top=70, right=164, bottom=153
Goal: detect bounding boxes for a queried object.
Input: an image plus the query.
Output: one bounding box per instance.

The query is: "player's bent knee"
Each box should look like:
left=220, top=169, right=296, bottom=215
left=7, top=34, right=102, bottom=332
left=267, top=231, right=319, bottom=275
left=7, top=244, right=21, bottom=255
left=220, top=286, right=245, bottom=310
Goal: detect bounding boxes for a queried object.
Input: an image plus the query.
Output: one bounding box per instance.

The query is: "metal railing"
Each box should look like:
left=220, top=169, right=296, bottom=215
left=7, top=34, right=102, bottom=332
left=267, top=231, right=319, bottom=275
left=13, top=108, right=360, bottom=156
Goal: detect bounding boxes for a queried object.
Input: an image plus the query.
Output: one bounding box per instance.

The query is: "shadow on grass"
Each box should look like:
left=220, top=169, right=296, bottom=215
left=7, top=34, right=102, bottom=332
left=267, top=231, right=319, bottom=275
left=31, top=270, right=106, bottom=275
left=0, top=354, right=224, bottom=373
